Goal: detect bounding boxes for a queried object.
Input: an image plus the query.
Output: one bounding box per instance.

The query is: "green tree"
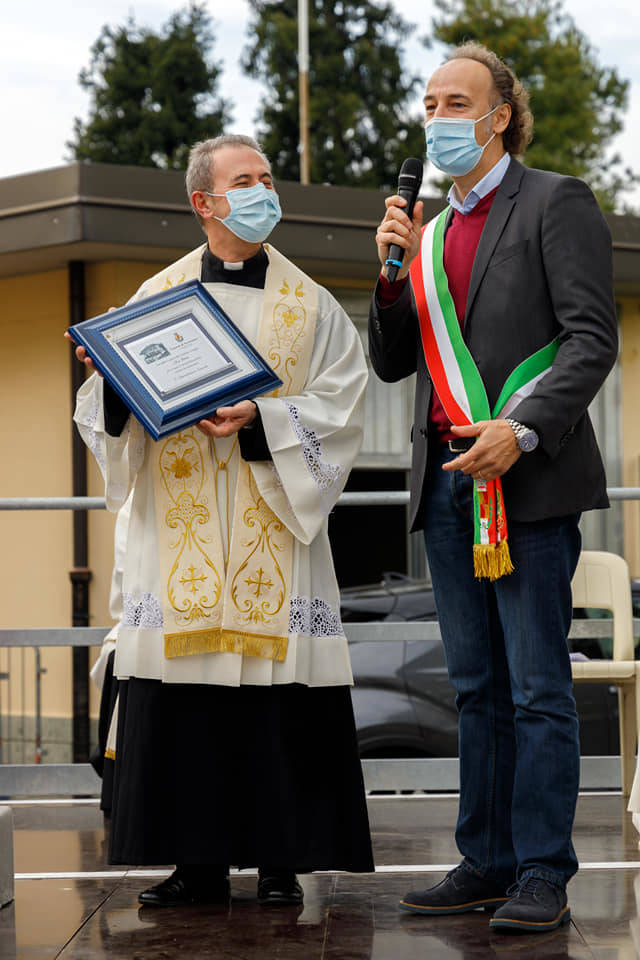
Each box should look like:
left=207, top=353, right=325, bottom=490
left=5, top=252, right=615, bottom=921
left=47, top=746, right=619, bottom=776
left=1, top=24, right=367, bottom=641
left=431, top=0, right=636, bottom=209
left=68, top=4, right=231, bottom=169
left=243, top=0, right=425, bottom=188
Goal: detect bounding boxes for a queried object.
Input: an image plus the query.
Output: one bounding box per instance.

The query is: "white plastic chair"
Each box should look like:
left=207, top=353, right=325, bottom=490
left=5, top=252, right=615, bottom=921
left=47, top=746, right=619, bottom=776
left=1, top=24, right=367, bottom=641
left=571, top=550, right=636, bottom=796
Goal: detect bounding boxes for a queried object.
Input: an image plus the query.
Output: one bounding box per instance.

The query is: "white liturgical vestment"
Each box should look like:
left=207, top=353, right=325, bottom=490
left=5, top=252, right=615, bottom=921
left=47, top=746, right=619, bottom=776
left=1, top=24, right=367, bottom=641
left=75, top=243, right=368, bottom=687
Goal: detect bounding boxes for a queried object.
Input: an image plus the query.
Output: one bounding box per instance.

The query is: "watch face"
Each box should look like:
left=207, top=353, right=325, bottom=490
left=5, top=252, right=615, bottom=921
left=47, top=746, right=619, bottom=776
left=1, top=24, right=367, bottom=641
left=519, top=431, right=539, bottom=453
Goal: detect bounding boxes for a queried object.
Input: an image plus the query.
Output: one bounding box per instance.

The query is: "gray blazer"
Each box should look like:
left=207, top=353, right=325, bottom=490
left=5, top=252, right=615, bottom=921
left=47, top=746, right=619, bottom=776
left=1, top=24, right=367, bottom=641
left=368, top=157, right=618, bottom=532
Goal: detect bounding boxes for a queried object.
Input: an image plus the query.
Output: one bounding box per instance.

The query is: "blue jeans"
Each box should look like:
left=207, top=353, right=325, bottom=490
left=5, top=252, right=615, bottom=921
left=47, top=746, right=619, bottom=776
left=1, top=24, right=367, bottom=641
left=423, top=445, right=581, bottom=888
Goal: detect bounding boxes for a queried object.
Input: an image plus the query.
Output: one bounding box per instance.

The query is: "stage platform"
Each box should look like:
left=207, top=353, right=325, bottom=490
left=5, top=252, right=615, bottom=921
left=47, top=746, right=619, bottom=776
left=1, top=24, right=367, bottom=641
left=1, top=792, right=639, bottom=958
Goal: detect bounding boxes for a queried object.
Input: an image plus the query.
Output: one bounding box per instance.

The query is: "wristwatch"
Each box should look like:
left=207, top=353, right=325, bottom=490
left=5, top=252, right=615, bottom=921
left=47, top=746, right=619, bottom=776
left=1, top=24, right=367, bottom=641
left=506, top=418, right=539, bottom=453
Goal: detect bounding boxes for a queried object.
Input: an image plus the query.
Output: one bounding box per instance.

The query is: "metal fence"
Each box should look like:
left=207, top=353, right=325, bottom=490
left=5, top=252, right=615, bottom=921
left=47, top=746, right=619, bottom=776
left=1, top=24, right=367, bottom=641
left=2, top=619, right=638, bottom=796
left=3, top=489, right=640, bottom=510
left=1, top=491, right=640, bottom=797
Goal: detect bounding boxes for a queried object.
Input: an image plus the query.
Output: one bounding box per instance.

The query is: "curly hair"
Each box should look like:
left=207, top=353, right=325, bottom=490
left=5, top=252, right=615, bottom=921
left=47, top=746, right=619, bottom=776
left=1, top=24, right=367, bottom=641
left=446, top=43, right=533, bottom=157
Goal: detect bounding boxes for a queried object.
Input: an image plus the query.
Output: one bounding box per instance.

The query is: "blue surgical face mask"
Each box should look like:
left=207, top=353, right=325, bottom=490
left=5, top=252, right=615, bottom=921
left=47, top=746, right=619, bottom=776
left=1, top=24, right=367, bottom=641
left=425, top=106, right=499, bottom=177
left=206, top=182, right=282, bottom=243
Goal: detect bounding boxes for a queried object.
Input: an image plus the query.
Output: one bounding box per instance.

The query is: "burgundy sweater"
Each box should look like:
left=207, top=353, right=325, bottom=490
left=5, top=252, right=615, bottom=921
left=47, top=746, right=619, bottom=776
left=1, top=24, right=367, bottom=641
left=379, top=185, right=499, bottom=441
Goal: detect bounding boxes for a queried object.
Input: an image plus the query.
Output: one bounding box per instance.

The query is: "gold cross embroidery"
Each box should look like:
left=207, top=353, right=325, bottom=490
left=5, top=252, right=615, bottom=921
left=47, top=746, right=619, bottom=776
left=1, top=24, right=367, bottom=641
left=179, top=564, right=207, bottom=594
left=245, top=567, right=273, bottom=597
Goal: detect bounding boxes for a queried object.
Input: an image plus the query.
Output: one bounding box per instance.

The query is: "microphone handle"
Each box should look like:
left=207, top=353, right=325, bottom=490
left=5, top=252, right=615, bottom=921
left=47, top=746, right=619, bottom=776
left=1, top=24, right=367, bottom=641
left=386, top=186, right=419, bottom=284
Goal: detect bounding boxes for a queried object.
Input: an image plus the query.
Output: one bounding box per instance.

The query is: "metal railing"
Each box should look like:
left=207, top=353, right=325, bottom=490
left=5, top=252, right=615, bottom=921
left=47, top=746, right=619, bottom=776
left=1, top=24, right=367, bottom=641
left=1, top=619, right=638, bottom=796
left=2, top=490, right=640, bottom=796
left=2, top=488, right=640, bottom=511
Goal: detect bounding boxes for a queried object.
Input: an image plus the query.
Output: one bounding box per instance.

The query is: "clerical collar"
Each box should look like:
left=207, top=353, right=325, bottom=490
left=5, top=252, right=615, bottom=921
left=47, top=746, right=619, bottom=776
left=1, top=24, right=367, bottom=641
left=200, top=245, right=268, bottom=289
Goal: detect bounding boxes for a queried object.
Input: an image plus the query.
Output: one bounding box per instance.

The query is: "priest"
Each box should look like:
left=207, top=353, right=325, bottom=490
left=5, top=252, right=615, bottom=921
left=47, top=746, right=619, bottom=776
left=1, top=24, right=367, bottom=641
left=72, top=134, right=374, bottom=907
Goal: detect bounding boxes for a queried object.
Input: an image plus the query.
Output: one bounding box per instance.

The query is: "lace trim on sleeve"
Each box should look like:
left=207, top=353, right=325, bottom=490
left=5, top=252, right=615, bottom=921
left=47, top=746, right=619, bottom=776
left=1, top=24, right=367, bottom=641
left=267, top=462, right=284, bottom=489
left=127, top=417, right=146, bottom=477
left=285, top=402, right=345, bottom=509
left=83, top=395, right=108, bottom=478
left=122, top=592, right=164, bottom=629
left=289, top=596, right=344, bottom=638
left=122, top=591, right=343, bottom=638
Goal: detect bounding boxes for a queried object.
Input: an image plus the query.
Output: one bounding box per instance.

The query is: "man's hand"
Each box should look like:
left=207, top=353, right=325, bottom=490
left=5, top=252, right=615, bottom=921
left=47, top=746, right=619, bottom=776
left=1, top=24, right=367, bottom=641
left=376, top=195, right=424, bottom=280
left=197, top=401, right=258, bottom=438
left=64, top=331, right=101, bottom=375
left=65, top=305, right=117, bottom=375
left=443, top=421, right=520, bottom=481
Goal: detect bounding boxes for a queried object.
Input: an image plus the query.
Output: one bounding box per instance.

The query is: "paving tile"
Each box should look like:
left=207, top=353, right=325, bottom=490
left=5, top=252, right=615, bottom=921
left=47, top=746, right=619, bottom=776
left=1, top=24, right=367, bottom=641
left=367, top=797, right=459, bottom=866
left=572, top=795, right=640, bottom=863
left=6, top=795, right=640, bottom=958
left=328, top=874, right=596, bottom=960
left=568, top=867, right=640, bottom=957
left=57, top=875, right=335, bottom=960
left=0, top=903, right=18, bottom=960
left=1, top=878, right=120, bottom=960
left=11, top=805, right=135, bottom=876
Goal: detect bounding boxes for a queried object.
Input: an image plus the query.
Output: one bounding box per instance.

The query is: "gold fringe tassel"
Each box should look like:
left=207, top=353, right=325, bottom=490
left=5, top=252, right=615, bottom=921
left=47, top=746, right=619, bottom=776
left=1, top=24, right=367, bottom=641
left=164, top=626, right=289, bottom=662
left=473, top=540, right=514, bottom=581
left=104, top=748, right=116, bottom=760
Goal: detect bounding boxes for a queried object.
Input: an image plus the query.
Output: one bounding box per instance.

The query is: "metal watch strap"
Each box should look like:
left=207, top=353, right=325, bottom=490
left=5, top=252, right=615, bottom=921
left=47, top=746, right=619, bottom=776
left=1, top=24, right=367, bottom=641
left=506, top=418, right=527, bottom=441
left=506, top=418, right=538, bottom=452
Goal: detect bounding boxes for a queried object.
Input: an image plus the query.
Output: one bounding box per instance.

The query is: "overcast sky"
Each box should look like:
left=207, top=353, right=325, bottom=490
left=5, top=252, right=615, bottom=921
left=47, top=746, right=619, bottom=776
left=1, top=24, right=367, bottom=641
left=2, top=0, right=639, bottom=207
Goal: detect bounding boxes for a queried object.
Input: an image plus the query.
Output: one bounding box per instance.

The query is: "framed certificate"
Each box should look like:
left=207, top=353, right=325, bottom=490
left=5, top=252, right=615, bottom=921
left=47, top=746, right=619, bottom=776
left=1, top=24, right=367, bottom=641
left=68, top=279, right=282, bottom=440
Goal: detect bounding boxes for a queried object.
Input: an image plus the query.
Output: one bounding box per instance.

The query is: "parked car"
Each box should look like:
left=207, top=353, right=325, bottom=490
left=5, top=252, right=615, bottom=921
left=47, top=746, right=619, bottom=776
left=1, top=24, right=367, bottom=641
left=342, top=574, right=635, bottom=759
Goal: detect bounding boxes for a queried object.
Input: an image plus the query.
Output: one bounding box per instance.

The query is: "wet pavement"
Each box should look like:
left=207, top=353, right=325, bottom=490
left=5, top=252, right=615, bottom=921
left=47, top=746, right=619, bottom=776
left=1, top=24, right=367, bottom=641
left=1, top=793, right=639, bottom=958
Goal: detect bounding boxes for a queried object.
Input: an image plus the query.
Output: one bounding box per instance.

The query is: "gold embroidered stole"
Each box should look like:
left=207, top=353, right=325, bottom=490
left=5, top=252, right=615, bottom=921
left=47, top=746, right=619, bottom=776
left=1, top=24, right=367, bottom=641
left=151, top=244, right=317, bottom=661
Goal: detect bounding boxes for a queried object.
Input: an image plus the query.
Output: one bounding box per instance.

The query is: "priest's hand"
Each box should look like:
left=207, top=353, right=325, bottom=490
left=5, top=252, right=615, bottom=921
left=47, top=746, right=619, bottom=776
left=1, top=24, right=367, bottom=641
left=376, top=195, right=424, bottom=280
left=442, top=421, right=520, bottom=482
left=64, top=332, right=101, bottom=375
left=65, top=306, right=116, bottom=375
left=197, top=401, right=258, bottom=438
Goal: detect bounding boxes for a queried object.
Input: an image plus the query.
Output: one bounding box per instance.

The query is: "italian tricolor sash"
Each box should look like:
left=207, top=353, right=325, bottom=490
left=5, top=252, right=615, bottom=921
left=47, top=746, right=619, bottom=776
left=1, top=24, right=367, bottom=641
left=410, top=207, right=559, bottom=580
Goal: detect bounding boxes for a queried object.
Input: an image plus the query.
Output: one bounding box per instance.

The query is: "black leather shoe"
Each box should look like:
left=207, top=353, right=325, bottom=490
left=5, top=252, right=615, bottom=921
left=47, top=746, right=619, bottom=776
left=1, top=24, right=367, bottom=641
left=490, top=877, right=570, bottom=932
left=257, top=869, right=304, bottom=906
left=138, top=872, right=230, bottom=907
left=399, top=863, right=510, bottom=915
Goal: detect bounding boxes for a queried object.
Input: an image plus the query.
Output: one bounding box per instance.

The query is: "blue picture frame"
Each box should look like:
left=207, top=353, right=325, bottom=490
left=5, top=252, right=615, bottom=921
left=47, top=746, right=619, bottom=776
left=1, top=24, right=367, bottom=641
left=68, top=279, right=282, bottom=440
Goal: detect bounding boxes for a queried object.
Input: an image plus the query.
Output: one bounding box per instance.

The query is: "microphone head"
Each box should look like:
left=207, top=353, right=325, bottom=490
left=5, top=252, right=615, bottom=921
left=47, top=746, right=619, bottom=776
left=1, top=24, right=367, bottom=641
left=398, top=157, right=423, bottom=193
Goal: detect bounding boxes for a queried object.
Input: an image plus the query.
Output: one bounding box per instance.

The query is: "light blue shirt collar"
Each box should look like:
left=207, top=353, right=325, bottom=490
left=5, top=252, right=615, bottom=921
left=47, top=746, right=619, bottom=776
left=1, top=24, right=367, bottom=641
left=447, top=153, right=511, bottom=215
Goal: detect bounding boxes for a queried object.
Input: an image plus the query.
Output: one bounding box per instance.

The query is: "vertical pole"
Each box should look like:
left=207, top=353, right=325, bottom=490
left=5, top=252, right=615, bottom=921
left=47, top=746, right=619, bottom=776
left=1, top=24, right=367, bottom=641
left=69, top=261, right=91, bottom=763
left=34, top=648, right=45, bottom=764
left=0, top=659, right=6, bottom=765
left=298, top=0, right=310, bottom=184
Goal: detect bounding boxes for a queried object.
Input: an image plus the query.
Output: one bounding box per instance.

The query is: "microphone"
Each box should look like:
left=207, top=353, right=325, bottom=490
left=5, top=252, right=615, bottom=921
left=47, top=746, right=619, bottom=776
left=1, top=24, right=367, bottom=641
left=385, top=157, right=424, bottom=283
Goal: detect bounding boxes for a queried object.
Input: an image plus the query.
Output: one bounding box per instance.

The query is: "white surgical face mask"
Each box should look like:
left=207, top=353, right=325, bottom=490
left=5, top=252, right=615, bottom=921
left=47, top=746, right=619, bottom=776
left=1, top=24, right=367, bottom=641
left=425, top=106, right=499, bottom=177
left=205, top=182, right=282, bottom=243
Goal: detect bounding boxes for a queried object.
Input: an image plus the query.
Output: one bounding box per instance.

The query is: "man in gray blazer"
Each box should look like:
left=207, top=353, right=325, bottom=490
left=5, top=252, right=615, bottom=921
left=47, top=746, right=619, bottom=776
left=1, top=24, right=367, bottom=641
left=369, top=42, right=617, bottom=933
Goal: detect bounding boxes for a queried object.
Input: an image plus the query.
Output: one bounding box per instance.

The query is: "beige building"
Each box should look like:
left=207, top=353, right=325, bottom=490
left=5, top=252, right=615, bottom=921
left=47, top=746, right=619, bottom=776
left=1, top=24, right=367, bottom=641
left=0, top=162, right=638, bottom=762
